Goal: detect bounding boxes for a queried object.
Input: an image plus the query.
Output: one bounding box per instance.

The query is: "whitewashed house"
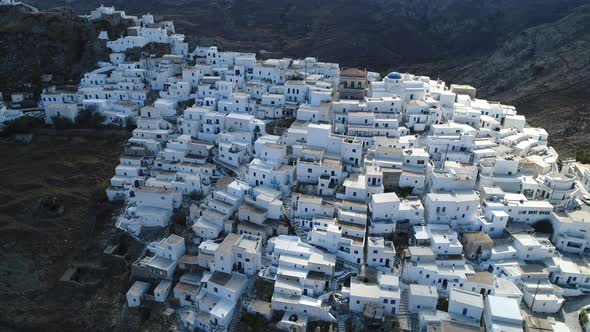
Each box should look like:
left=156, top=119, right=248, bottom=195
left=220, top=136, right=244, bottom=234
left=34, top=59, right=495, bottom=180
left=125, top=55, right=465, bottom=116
left=448, top=288, right=483, bottom=323
left=345, top=272, right=401, bottom=315
left=409, top=284, right=438, bottom=312
left=127, top=281, right=150, bottom=307
left=484, top=295, right=523, bottom=332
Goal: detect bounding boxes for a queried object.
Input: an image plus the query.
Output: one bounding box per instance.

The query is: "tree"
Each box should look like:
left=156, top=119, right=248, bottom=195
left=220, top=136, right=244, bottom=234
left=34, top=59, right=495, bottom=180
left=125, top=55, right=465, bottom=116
left=575, top=151, right=590, bottom=164
left=51, top=116, right=74, bottom=129
left=395, top=186, right=414, bottom=198
left=76, top=109, right=106, bottom=128
left=532, top=220, right=553, bottom=236
left=1, top=116, right=44, bottom=136
left=125, top=117, right=136, bottom=130
left=580, top=310, right=589, bottom=327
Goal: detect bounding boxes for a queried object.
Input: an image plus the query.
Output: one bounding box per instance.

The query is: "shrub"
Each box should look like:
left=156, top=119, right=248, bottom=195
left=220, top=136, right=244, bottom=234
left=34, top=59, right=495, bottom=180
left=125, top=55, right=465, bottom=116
left=575, top=151, right=590, bottom=164
left=1, top=116, right=44, bottom=136
left=395, top=186, right=414, bottom=198
left=51, top=116, right=74, bottom=129
left=76, top=109, right=106, bottom=128
left=580, top=310, right=589, bottom=326
left=125, top=117, right=136, bottom=130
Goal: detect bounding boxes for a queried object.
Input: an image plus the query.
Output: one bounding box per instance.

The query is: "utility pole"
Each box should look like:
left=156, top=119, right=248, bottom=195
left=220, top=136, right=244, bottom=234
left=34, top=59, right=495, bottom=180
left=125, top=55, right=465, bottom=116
left=440, top=143, right=450, bottom=170
left=530, top=279, right=541, bottom=311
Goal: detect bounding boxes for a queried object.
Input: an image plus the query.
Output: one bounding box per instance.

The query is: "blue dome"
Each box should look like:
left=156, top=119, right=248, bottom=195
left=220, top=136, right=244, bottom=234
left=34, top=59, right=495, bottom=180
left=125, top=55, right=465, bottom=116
left=387, top=72, right=402, bottom=80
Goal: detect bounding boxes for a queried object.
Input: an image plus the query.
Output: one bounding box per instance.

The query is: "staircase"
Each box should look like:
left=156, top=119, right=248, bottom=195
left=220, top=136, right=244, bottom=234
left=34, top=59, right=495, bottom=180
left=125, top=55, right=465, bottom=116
left=227, top=302, right=242, bottom=332
left=337, top=312, right=349, bottom=332
left=331, top=270, right=355, bottom=291
left=292, top=220, right=309, bottom=243
left=242, top=276, right=256, bottom=305
left=409, top=313, right=420, bottom=332
left=394, top=255, right=402, bottom=268
left=282, top=195, right=293, bottom=220
left=399, top=289, right=409, bottom=314
left=213, top=158, right=246, bottom=180
left=283, top=196, right=310, bottom=243
left=396, top=289, right=421, bottom=332
left=228, top=276, right=256, bottom=332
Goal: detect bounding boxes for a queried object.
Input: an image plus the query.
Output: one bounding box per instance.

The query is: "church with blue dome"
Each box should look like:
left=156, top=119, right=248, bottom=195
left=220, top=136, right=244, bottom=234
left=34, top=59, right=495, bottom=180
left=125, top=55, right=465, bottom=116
left=386, top=72, right=402, bottom=80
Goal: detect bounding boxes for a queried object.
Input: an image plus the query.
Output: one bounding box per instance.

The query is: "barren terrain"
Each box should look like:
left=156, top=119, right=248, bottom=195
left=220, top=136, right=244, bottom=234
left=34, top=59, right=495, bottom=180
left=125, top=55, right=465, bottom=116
left=0, top=129, right=159, bottom=331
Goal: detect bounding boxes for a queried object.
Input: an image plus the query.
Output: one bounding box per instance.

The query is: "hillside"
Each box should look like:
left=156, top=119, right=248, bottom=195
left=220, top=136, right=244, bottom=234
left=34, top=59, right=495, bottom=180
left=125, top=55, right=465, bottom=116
left=30, top=0, right=587, bottom=69
left=0, top=130, right=137, bottom=330
left=399, top=4, right=590, bottom=154
left=0, top=4, right=128, bottom=95
left=1, top=1, right=589, bottom=329
left=25, top=0, right=590, bottom=154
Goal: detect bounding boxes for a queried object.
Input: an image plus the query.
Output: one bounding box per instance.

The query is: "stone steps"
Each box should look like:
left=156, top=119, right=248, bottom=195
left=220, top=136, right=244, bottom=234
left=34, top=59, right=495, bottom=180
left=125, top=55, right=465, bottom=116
left=337, top=313, right=349, bottom=332
left=228, top=276, right=256, bottom=332
left=399, top=289, right=409, bottom=314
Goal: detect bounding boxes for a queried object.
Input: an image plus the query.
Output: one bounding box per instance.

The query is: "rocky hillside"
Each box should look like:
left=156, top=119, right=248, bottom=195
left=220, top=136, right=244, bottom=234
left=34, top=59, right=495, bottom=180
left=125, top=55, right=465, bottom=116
left=399, top=4, right=590, bottom=154
left=0, top=4, right=127, bottom=95
left=31, top=0, right=587, bottom=69
left=8, top=0, right=590, bottom=153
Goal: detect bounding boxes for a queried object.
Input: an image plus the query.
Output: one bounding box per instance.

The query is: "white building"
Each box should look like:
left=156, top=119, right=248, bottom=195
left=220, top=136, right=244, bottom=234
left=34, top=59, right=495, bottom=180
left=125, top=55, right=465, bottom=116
left=267, top=236, right=337, bottom=322
left=186, top=271, right=247, bottom=332
left=127, top=281, right=150, bottom=308
left=448, top=288, right=483, bottom=323
left=346, top=272, right=401, bottom=315
left=44, top=103, right=79, bottom=124
left=409, top=284, right=438, bottom=313
left=424, top=190, right=479, bottom=227
left=484, top=295, right=524, bottom=332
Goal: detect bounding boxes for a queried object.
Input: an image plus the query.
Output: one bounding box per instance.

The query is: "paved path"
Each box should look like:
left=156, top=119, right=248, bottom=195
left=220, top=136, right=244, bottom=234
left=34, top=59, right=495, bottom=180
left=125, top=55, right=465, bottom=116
left=561, top=294, right=590, bottom=332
